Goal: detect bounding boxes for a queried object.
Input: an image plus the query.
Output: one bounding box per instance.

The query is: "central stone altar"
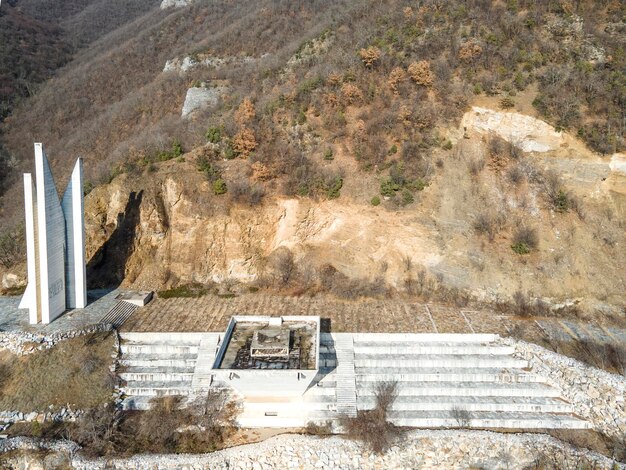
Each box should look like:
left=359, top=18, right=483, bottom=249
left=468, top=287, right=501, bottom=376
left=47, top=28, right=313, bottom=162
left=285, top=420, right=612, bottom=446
left=211, top=315, right=320, bottom=396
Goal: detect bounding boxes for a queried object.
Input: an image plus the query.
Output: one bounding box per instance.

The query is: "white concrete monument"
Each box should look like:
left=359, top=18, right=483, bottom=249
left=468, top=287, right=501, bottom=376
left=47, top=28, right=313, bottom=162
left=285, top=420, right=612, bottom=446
left=19, top=143, right=87, bottom=324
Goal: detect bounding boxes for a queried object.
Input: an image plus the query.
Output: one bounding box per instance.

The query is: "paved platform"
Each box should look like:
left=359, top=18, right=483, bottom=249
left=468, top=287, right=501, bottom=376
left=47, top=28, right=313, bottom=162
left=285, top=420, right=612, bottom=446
left=0, top=289, right=121, bottom=334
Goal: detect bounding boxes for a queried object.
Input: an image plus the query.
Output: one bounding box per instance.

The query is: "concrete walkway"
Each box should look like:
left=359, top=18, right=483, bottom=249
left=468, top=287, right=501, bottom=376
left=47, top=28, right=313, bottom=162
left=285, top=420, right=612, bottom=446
left=0, top=289, right=121, bottom=334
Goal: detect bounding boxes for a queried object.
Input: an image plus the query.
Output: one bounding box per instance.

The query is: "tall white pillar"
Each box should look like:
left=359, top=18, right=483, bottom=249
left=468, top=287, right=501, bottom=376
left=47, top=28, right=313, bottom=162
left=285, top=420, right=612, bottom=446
left=62, top=158, right=87, bottom=308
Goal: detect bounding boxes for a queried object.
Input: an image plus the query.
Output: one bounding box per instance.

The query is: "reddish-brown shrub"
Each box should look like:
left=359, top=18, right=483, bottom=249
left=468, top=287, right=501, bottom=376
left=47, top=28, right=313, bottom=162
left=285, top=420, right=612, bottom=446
left=407, top=61, right=434, bottom=87
left=232, top=128, right=257, bottom=157
left=340, top=83, right=363, bottom=104
left=359, top=46, right=381, bottom=68
left=388, top=67, right=407, bottom=95
left=235, top=97, right=256, bottom=126
left=459, top=41, right=483, bottom=61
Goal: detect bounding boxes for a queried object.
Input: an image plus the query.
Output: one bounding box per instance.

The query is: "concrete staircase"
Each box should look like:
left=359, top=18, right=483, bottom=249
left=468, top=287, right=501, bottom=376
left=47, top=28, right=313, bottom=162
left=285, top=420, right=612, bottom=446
left=334, top=335, right=357, bottom=417
left=117, top=332, right=218, bottom=410
left=349, top=333, right=589, bottom=429
left=99, top=301, right=138, bottom=328
left=115, top=332, right=589, bottom=430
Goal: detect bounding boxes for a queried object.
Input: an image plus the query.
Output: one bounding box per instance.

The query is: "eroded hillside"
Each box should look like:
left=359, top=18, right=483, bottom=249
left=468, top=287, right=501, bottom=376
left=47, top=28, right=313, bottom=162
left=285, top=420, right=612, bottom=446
left=77, top=107, right=626, bottom=315
left=1, top=0, right=625, bottom=316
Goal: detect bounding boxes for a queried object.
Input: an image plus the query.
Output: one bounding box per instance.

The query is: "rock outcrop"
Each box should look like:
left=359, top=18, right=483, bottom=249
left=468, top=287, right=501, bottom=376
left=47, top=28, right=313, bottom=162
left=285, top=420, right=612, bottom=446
left=160, top=0, right=192, bottom=9
left=181, top=86, right=228, bottom=118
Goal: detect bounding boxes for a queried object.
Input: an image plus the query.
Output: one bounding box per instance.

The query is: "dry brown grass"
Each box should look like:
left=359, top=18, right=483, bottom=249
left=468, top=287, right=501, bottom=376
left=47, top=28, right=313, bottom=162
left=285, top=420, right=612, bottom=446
left=0, top=331, right=116, bottom=411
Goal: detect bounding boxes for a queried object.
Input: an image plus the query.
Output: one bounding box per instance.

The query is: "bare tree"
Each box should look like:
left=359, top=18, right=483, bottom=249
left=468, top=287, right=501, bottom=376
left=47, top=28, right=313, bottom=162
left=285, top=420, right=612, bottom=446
left=451, top=406, right=472, bottom=428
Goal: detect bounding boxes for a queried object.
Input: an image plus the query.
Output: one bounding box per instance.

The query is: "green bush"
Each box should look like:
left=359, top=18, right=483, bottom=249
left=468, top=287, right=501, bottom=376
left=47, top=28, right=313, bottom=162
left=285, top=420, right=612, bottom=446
left=325, top=176, right=343, bottom=199
left=442, top=140, right=453, bottom=150
left=213, top=178, right=227, bottom=195
left=224, top=144, right=236, bottom=160
left=553, top=190, right=570, bottom=213
left=206, top=126, right=222, bottom=144
left=157, top=140, right=184, bottom=162
left=511, top=242, right=531, bottom=254
left=371, top=196, right=381, bottom=206
left=197, top=155, right=220, bottom=181
left=296, top=109, right=307, bottom=125
left=172, top=139, right=183, bottom=157
left=83, top=181, right=94, bottom=196
left=407, top=179, right=427, bottom=191
left=400, top=188, right=414, bottom=206
left=323, top=148, right=334, bottom=161
left=380, top=178, right=400, bottom=197
left=511, top=226, right=538, bottom=255
left=388, top=144, right=397, bottom=155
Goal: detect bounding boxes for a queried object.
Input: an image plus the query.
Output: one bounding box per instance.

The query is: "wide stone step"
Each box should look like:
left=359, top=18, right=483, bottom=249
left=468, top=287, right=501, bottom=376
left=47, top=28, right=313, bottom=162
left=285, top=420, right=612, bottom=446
left=357, top=396, right=573, bottom=413
left=354, top=354, right=527, bottom=369
left=119, top=355, right=197, bottom=368
left=119, top=332, right=206, bottom=344
left=119, top=368, right=195, bottom=382
left=348, top=333, right=499, bottom=343
left=120, top=380, right=193, bottom=396
left=353, top=344, right=515, bottom=355
left=242, top=400, right=336, bottom=413
left=355, top=382, right=560, bottom=398
left=384, top=411, right=590, bottom=429
left=355, top=368, right=544, bottom=383
left=120, top=343, right=199, bottom=355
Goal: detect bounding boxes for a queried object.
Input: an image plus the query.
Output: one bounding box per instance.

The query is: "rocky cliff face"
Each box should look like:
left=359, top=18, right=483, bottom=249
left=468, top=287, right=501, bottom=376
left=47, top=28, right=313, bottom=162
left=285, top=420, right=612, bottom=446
left=78, top=108, right=626, bottom=312
left=84, top=164, right=442, bottom=291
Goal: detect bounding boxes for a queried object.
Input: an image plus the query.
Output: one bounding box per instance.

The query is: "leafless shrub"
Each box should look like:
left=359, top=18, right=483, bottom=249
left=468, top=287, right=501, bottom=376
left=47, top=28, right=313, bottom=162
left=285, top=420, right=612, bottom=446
left=569, top=340, right=626, bottom=376
left=511, top=291, right=551, bottom=317
left=0, top=225, right=25, bottom=268
left=319, top=264, right=389, bottom=300
left=340, top=381, right=399, bottom=453
left=451, top=406, right=471, bottom=428
left=305, top=420, right=333, bottom=435
left=134, top=395, right=187, bottom=452
left=229, top=180, right=265, bottom=206
left=467, top=158, right=485, bottom=175
left=511, top=226, right=539, bottom=254
left=188, top=387, right=241, bottom=428
left=488, top=134, right=507, bottom=158
left=473, top=211, right=503, bottom=241
left=507, top=164, right=525, bottom=185
left=70, top=403, right=123, bottom=457
left=267, top=247, right=295, bottom=286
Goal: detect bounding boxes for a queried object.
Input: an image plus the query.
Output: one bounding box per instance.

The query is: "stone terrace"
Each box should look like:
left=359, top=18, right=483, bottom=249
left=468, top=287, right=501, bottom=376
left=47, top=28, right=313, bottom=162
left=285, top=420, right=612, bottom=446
left=0, top=289, right=121, bottom=334
left=120, top=294, right=626, bottom=345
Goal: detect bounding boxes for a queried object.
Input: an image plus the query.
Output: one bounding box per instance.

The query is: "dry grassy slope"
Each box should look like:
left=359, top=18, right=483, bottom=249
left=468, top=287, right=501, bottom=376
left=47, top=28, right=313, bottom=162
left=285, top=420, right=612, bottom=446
left=79, top=107, right=626, bottom=312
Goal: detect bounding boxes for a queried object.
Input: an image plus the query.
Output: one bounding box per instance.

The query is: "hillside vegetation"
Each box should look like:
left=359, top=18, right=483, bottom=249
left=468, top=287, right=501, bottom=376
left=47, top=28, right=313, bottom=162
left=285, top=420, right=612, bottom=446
left=0, top=0, right=625, bottom=315
left=0, top=0, right=159, bottom=196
